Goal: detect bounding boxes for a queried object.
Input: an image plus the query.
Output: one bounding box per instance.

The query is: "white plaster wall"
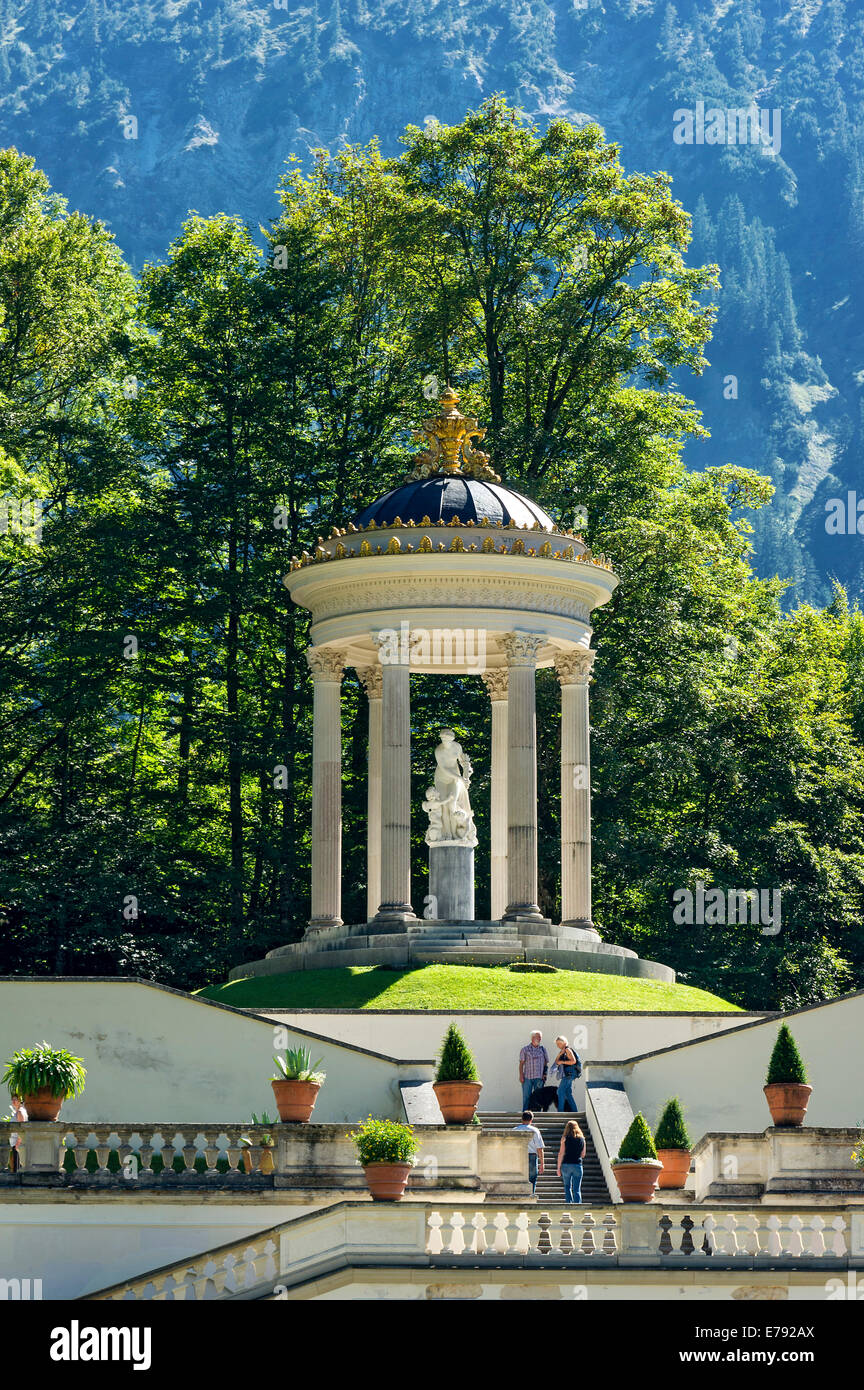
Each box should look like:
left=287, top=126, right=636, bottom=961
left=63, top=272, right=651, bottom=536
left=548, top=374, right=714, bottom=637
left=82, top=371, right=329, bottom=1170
left=0, top=981, right=433, bottom=1124
left=266, top=1010, right=763, bottom=1112
left=0, top=1203, right=315, bottom=1300
left=605, top=991, right=864, bottom=1140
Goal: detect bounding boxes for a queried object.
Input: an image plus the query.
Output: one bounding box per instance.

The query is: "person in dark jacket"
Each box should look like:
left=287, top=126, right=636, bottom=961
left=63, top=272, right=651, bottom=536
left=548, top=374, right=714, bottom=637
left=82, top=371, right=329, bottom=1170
left=557, top=1118, right=586, bottom=1203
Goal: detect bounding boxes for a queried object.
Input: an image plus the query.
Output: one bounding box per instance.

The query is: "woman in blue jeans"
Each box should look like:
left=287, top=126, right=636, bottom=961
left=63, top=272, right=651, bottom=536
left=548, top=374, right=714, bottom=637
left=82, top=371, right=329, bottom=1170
left=553, top=1035, right=578, bottom=1112
left=557, top=1119, right=586, bottom=1203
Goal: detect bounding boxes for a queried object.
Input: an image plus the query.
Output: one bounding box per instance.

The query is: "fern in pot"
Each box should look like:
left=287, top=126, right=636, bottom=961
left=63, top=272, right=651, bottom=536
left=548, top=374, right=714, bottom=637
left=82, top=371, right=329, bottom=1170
left=2, top=1042, right=86, bottom=1122
left=271, top=1047, right=326, bottom=1123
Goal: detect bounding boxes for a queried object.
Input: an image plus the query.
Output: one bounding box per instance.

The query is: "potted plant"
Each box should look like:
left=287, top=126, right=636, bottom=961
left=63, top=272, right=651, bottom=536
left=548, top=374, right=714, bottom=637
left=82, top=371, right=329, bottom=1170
left=271, top=1047, right=325, bottom=1122
left=764, top=1024, right=812, bottom=1126
left=239, top=1113, right=276, bottom=1174
left=349, top=1116, right=419, bottom=1201
left=433, top=1024, right=482, bottom=1124
left=611, top=1113, right=663, bottom=1202
left=654, top=1097, right=692, bottom=1189
left=2, top=1042, right=86, bottom=1121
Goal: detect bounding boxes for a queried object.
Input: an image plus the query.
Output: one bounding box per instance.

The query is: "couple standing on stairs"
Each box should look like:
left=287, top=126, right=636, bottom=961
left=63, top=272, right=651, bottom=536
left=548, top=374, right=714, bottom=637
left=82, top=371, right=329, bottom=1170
left=516, top=1030, right=585, bottom=1203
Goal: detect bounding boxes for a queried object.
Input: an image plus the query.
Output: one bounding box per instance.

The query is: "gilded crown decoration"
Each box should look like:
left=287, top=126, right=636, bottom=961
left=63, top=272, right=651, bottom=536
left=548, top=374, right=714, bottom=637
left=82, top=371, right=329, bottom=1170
left=407, top=386, right=501, bottom=483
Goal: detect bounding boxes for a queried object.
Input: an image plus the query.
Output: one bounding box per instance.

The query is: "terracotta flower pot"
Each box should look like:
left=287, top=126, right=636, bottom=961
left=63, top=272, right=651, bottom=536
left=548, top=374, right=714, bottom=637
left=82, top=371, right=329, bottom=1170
left=612, top=1159, right=663, bottom=1203
left=764, top=1082, right=812, bottom=1127
left=363, top=1162, right=413, bottom=1201
left=656, top=1147, right=691, bottom=1190
left=433, top=1080, right=483, bottom=1124
left=21, top=1087, right=64, bottom=1122
left=271, top=1078, right=320, bottom=1123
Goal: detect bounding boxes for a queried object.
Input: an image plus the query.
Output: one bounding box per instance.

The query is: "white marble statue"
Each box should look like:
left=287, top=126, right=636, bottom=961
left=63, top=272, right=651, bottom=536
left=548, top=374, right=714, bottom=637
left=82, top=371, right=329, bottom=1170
left=423, top=729, right=478, bottom=848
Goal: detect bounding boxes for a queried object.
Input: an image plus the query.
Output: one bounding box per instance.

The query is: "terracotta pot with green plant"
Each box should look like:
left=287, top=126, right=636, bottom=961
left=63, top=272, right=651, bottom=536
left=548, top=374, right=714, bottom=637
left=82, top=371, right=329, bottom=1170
left=2, top=1042, right=86, bottom=1122
left=433, top=1024, right=482, bottom=1123
left=654, top=1097, right=692, bottom=1189
left=239, top=1113, right=276, bottom=1174
left=611, top=1113, right=663, bottom=1202
left=764, top=1025, right=812, bottom=1126
left=271, top=1047, right=325, bottom=1122
left=349, top=1116, right=419, bottom=1200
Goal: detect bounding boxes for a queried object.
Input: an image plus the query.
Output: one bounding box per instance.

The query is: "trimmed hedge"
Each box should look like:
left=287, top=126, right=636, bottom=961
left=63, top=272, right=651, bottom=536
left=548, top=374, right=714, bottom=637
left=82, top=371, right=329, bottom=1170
left=766, top=1024, right=808, bottom=1085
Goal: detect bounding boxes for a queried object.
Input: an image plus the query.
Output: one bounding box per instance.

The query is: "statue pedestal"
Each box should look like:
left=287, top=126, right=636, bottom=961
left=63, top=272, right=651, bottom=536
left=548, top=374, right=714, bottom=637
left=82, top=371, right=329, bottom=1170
left=428, top=842, right=474, bottom=922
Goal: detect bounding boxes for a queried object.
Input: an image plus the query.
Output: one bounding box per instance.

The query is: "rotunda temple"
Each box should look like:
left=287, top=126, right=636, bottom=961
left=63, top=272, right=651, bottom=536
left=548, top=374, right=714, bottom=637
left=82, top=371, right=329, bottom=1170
left=231, top=388, right=673, bottom=984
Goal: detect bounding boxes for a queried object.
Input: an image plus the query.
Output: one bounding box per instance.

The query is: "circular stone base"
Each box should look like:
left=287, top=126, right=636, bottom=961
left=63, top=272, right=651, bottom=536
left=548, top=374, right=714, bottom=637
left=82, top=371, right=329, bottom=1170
left=228, top=920, right=675, bottom=984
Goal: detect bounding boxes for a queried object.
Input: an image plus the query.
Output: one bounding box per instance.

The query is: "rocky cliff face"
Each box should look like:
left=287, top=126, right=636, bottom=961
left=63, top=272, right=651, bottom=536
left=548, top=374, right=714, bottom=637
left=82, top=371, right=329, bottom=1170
left=3, top=0, right=863, bottom=604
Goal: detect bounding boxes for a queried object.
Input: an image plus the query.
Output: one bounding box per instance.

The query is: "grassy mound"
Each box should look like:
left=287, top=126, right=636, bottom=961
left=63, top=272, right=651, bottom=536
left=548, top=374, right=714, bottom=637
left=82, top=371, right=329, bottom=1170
left=196, top=964, right=739, bottom=1013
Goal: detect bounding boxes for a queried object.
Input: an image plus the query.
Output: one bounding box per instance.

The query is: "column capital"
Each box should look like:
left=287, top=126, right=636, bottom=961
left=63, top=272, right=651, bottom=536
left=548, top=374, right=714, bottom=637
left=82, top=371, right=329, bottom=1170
left=481, top=668, right=509, bottom=701
left=555, top=649, right=595, bottom=686
left=357, top=665, right=383, bottom=699
left=501, top=632, right=545, bottom=667
left=306, top=646, right=345, bottom=681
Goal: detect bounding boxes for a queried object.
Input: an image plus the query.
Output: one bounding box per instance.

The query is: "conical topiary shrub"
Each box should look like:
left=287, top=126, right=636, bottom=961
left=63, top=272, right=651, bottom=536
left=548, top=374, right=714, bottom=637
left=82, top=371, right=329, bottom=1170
left=435, top=1024, right=479, bottom=1083
left=433, top=1024, right=482, bottom=1124
left=764, top=1025, right=811, bottom=1126
left=654, top=1098, right=692, bottom=1190
left=766, top=1025, right=808, bottom=1085
left=655, top=1098, right=691, bottom=1151
left=611, top=1113, right=662, bottom=1202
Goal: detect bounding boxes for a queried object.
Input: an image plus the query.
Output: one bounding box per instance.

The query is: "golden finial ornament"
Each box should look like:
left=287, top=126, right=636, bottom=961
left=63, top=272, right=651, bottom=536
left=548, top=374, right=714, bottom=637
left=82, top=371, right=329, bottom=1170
left=406, top=385, right=501, bottom=483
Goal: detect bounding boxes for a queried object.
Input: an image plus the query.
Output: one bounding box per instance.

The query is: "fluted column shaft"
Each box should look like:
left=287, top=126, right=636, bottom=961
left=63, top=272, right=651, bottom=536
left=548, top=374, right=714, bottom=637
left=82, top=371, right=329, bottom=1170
left=557, top=649, right=595, bottom=927
left=375, top=641, right=415, bottom=921
left=307, top=647, right=345, bottom=929
left=482, top=669, right=509, bottom=920
left=359, top=666, right=383, bottom=922
left=501, top=633, right=545, bottom=922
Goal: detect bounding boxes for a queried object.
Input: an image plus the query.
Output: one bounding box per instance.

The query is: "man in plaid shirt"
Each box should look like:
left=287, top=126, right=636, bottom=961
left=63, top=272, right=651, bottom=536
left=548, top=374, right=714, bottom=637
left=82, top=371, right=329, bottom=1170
left=518, top=1031, right=549, bottom=1109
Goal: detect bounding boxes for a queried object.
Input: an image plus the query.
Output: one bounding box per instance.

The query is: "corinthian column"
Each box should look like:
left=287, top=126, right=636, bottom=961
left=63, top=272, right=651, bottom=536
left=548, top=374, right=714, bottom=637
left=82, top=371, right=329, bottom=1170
left=482, top=668, right=509, bottom=920
left=501, top=632, right=545, bottom=923
left=556, top=649, right=595, bottom=928
left=358, top=664, right=383, bottom=922
left=373, top=635, right=415, bottom=924
left=306, top=646, right=345, bottom=930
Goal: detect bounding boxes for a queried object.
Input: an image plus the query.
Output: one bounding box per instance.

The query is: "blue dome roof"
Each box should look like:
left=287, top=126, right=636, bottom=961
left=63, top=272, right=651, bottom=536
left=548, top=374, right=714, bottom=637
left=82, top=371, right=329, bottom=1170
left=352, top=475, right=555, bottom=531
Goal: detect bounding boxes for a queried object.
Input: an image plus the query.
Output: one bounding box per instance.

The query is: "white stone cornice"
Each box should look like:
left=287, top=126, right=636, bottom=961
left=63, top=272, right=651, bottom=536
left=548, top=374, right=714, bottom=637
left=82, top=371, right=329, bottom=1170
left=501, top=632, right=545, bottom=667
left=555, top=649, right=596, bottom=686
left=306, top=646, right=345, bottom=681
left=481, top=669, right=509, bottom=700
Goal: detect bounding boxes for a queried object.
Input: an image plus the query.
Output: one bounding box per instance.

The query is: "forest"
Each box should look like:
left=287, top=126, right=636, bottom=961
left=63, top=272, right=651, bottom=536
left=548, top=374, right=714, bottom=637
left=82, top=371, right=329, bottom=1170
left=1, top=98, right=864, bottom=1011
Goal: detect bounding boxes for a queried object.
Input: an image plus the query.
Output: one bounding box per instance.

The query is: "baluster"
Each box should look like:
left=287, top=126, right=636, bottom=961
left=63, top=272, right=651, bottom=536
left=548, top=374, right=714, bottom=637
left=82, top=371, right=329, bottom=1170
left=160, top=1133, right=178, bottom=1175
left=239, top=1246, right=261, bottom=1290
left=536, top=1211, right=552, bottom=1254
left=117, top=1130, right=135, bottom=1181
left=701, top=1214, right=717, bottom=1255
left=259, top=1239, right=277, bottom=1285
left=579, top=1211, right=597, bottom=1256
left=138, top=1131, right=154, bottom=1177
left=448, top=1212, right=466, bottom=1255
left=658, top=1214, right=673, bottom=1255
left=601, top=1211, right=618, bottom=1256
left=224, top=1130, right=243, bottom=1174
left=737, top=1212, right=760, bottom=1256
left=765, top=1214, right=783, bottom=1257
left=806, top=1215, right=826, bottom=1258
left=513, top=1211, right=531, bottom=1254
left=714, top=1213, right=740, bottom=1256
left=678, top=1214, right=695, bottom=1256
left=559, top=1211, right=574, bottom=1255
left=426, top=1212, right=444, bottom=1254
left=209, top=1258, right=231, bottom=1297
left=492, top=1212, right=511, bottom=1254
left=182, top=1133, right=198, bottom=1174
left=246, top=1143, right=263, bottom=1175
left=204, top=1133, right=221, bottom=1175
left=787, top=1213, right=804, bottom=1258
left=829, top=1216, right=847, bottom=1257
left=199, top=1260, right=219, bottom=1299
left=470, top=1213, right=488, bottom=1254
left=93, top=1128, right=112, bottom=1176
left=71, top=1130, right=89, bottom=1174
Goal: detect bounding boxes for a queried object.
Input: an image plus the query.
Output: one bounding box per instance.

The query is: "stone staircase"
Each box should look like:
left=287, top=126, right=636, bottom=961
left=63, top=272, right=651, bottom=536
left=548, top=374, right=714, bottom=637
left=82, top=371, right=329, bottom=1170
left=478, top=1110, right=612, bottom=1205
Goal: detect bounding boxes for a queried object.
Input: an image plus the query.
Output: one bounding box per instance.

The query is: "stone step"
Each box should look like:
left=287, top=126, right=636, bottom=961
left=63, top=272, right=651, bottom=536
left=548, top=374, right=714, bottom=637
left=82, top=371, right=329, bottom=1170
left=478, top=1110, right=611, bottom=1205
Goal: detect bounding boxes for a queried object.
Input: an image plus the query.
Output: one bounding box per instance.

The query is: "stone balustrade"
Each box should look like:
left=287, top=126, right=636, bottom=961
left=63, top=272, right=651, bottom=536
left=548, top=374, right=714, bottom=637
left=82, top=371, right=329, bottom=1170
left=692, top=1128, right=864, bottom=1201
left=87, top=1200, right=861, bottom=1300
left=0, top=1121, right=530, bottom=1195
